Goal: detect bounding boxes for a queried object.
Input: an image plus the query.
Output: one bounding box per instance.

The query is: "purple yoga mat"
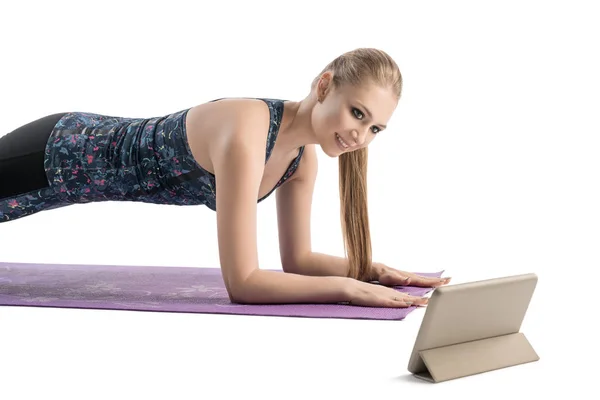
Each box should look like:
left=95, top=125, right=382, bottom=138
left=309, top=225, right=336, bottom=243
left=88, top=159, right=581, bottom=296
left=0, top=261, right=443, bottom=320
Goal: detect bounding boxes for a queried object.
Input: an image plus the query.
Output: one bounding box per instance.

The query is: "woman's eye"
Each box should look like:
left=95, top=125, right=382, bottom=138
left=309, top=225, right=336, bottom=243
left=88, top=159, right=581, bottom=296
left=352, top=108, right=364, bottom=119
left=352, top=107, right=380, bottom=134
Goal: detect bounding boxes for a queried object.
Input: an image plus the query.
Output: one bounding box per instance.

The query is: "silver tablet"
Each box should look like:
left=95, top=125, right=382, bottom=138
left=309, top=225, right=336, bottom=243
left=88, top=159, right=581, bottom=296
left=407, top=273, right=539, bottom=383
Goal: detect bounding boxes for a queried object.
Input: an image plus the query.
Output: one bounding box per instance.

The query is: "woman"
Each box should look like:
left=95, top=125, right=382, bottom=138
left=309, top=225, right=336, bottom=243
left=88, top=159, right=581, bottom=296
left=0, top=48, right=451, bottom=307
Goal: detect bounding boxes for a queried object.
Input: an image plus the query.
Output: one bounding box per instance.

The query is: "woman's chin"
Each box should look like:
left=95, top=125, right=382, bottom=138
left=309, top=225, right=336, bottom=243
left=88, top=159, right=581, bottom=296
left=319, top=143, right=340, bottom=158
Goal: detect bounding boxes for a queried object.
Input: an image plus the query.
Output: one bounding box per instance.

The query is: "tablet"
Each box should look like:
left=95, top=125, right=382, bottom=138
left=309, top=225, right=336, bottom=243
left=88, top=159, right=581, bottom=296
left=407, top=273, right=539, bottom=382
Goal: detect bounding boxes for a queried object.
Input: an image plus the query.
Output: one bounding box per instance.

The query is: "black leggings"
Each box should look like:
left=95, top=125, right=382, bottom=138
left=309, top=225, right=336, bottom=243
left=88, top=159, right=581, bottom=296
left=0, top=112, right=68, bottom=199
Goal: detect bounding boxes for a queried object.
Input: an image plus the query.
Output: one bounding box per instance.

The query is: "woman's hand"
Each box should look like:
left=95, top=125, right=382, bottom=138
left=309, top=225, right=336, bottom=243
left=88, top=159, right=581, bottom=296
left=371, top=262, right=452, bottom=288
left=344, top=279, right=429, bottom=308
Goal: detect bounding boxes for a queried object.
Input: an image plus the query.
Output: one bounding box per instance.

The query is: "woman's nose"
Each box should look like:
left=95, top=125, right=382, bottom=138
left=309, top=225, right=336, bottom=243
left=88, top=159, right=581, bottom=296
left=351, top=129, right=367, bottom=146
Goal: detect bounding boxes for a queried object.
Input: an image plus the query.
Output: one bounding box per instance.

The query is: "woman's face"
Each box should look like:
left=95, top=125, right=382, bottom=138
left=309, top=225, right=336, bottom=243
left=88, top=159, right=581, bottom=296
left=312, top=76, right=398, bottom=157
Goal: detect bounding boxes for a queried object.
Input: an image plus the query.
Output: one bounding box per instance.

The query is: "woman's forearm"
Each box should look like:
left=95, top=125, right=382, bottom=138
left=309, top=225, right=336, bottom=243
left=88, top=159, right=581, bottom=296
left=290, top=252, right=381, bottom=281
left=233, top=268, right=352, bottom=304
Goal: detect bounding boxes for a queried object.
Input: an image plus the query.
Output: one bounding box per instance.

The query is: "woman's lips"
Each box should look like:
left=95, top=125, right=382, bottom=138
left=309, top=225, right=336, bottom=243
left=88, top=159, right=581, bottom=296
left=335, top=132, right=349, bottom=150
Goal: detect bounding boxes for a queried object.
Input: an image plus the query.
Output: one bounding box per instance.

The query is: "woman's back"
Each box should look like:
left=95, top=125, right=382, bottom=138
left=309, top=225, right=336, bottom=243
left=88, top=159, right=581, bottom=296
left=1, top=97, right=307, bottom=222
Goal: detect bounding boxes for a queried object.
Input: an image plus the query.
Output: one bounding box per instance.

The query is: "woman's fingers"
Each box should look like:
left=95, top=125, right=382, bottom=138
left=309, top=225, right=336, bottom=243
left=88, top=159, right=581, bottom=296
left=393, top=290, right=428, bottom=306
left=404, top=273, right=452, bottom=287
left=379, top=267, right=452, bottom=288
left=347, top=280, right=431, bottom=308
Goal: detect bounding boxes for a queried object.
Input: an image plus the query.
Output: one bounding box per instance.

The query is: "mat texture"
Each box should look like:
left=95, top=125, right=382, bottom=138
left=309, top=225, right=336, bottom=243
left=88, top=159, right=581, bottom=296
left=0, top=261, right=443, bottom=320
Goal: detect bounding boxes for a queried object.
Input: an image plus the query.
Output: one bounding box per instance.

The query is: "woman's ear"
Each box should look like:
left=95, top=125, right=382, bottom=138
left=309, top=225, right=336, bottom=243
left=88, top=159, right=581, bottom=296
left=317, top=71, right=333, bottom=103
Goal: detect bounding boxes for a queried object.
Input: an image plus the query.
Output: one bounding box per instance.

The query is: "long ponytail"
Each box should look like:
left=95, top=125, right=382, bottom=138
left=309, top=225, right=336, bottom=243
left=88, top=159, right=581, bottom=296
left=339, top=147, right=372, bottom=281
left=312, top=48, right=402, bottom=281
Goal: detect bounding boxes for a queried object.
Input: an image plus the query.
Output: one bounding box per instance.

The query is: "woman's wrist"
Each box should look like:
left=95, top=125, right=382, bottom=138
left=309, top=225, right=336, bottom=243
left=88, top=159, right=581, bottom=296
left=367, top=261, right=387, bottom=282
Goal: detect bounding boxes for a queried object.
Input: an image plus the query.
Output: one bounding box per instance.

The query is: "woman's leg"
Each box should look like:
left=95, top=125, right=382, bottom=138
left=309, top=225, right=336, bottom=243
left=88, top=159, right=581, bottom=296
left=0, top=112, right=68, bottom=198
left=1, top=112, right=71, bottom=223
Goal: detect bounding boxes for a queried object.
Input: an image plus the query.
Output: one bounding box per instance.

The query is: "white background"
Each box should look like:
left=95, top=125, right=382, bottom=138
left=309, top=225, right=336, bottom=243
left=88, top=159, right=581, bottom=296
left=1, top=0, right=598, bottom=398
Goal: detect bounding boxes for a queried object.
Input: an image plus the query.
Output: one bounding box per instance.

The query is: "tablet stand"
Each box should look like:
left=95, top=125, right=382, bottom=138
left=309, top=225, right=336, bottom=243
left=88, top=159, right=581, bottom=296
left=413, top=332, right=539, bottom=383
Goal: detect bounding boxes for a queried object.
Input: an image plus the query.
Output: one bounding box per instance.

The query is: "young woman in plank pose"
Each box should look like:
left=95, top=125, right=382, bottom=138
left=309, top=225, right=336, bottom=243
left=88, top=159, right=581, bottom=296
left=0, top=48, right=451, bottom=307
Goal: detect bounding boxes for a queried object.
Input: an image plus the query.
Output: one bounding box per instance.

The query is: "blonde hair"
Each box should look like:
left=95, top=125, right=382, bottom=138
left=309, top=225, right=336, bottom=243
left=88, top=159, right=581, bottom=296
left=312, top=48, right=403, bottom=281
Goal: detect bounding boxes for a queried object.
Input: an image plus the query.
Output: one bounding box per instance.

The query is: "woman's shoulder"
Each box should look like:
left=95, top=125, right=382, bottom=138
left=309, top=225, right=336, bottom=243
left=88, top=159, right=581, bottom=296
left=187, top=97, right=271, bottom=139
left=199, top=97, right=272, bottom=118
left=185, top=98, right=274, bottom=173
left=209, top=98, right=271, bottom=149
